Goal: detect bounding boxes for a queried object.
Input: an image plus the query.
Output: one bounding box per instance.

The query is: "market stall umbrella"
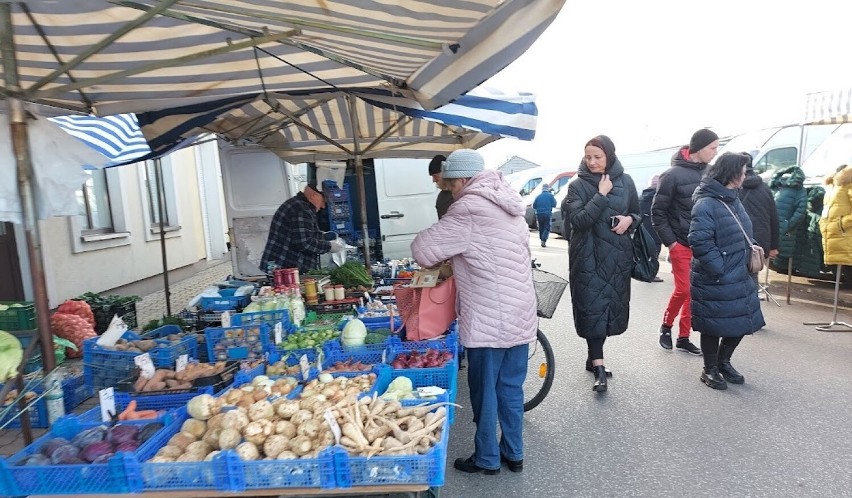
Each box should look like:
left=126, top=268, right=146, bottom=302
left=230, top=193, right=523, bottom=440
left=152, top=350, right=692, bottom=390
left=2, top=0, right=565, bottom=114
left=131, top=85, right=538, bottom=265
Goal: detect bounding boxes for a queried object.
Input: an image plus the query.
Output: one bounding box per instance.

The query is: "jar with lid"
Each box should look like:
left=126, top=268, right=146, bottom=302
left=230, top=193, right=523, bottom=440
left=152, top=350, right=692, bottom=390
left=304, top=278, right=319, bottom=305
left=333, top=284, right=346, bottom=301
left=324, top=285, right=336, bottom=302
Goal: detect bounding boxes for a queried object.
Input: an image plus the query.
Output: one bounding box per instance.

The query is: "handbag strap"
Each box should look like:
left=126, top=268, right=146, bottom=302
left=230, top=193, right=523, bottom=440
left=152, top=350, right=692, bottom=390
left=716, top=199, right=752, bottom=245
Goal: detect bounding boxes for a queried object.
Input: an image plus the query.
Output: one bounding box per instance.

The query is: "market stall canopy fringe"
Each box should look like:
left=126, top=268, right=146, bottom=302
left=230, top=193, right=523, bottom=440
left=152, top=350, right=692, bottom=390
left=2, top=0, right=565, bottom=115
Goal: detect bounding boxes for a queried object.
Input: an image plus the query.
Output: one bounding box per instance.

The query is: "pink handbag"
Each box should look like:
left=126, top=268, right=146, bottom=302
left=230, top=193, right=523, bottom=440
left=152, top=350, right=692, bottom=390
left=393, top=276, right=457, bottom=340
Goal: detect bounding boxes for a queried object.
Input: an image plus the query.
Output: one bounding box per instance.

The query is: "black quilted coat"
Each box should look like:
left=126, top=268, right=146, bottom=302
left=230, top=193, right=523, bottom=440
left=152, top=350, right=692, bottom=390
left=566, top=159, right=639, bottom=340
left=738, top=169, right=779, bottom=256
left=689, top=178, right=765, bottom=337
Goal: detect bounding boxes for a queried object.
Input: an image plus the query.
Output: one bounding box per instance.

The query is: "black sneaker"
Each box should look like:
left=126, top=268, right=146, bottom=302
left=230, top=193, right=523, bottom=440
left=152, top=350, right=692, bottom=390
left=676, top=338, right=702, bottom=355
left=659, top=325, right=673, bottom=350
left=501, top=453, right=523, bottom=473
left=454, top=455, right=500, bottom=475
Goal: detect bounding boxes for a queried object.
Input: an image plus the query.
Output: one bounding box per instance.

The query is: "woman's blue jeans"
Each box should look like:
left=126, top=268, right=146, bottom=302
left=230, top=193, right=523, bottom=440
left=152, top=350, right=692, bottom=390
left=466, top=343, right=529, bottom=470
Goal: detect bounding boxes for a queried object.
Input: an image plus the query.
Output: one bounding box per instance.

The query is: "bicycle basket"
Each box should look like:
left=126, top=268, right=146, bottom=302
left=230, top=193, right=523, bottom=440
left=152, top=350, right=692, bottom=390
left=532, top=268, right=568, bottom=319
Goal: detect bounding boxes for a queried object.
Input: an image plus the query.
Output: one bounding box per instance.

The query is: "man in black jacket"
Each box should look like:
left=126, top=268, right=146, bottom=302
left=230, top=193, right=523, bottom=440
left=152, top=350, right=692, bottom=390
left=429, top=154, right=455, bottom=219
left=651, top=129, right=719, bottom=355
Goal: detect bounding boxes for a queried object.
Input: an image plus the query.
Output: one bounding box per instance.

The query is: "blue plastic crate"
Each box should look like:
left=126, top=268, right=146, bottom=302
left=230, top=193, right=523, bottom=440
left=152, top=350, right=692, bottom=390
left=199, top=288, right=252, bottom=312
left=205, top=323, right=270, bottom=361
left=205, top=325, right=270, bottom=361
left=334, top=413, right=449, bottom=488
left=75, top=387, right=214, bottom=424
left=0, top=414, right=173, bottom=496
left=231, top=447, right=337, bottom=491
left=230, top=360, right=268, bottom=387
left=0, top=372, right=88, bottom=429
left=128, top=408, right=233, bottom=492
left=322, top=338, right=392, bottom=371
left=374, top=363, right=457, bottom=423
left=231, top=309, right=291, bottom=327
left=83, top=330, right=198, bottom=391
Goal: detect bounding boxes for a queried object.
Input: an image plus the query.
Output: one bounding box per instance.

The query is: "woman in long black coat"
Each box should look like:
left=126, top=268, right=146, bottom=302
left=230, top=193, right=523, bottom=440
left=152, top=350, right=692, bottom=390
left=566, top=135, right=639, bottom=393
left=689, top=152, right=766, bottom=391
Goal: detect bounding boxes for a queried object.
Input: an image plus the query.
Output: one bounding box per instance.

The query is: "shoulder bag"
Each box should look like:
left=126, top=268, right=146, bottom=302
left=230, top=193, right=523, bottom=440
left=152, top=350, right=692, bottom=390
left=632, top=217, right=660, bottom=282
left=393, top=276, right=457, bottom=340
left=718, top=200, right=766, bottom=273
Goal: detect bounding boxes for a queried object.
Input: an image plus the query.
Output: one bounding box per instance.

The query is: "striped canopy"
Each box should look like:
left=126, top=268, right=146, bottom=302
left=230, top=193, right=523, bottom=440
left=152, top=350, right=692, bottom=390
left=804, top=88, right=852, bottom=125
left=1, top=0, right=564, bottom=115
left=133, top=86, right=537, bottom=163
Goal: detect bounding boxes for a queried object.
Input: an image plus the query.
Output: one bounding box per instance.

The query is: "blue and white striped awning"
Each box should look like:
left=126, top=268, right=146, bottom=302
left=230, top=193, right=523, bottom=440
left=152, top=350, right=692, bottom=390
left=135, top=86, right=537, bottom=163
left=47, top=114, right=151, bottom=166
left=3, top=0, right=564, bottom=115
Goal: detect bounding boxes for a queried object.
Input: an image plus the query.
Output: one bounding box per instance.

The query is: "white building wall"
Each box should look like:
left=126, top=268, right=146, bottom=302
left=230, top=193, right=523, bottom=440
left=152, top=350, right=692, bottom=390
left=37, top=146, right=210, bottom=307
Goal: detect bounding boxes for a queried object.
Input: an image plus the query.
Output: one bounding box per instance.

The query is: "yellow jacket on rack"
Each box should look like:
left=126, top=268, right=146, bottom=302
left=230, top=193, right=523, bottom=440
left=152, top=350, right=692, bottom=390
left=820, top=165, right=852, bottom=265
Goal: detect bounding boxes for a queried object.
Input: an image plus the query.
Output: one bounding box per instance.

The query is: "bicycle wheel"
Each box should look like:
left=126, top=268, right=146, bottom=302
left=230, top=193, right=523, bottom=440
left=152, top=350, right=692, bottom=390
left=524, top=329, right=555, bottom=412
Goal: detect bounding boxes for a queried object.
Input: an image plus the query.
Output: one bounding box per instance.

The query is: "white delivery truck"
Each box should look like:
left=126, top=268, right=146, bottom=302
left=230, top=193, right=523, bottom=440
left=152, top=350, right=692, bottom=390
left=217, top=144, right=439, bottom=279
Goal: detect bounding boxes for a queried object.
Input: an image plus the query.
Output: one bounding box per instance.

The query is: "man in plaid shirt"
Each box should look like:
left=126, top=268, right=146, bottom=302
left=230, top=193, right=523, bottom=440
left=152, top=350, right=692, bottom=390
left=260, top=185, right=345, bottom=273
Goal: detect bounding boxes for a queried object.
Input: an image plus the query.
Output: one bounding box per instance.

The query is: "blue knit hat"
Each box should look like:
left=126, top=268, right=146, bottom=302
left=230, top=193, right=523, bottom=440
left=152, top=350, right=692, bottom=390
left=442, top=149, right=484, bottom=179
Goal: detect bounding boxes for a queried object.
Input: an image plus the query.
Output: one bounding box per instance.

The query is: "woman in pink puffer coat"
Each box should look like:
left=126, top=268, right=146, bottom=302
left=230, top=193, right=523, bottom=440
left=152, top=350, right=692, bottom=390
left=412, top=149, right=537, bottom=476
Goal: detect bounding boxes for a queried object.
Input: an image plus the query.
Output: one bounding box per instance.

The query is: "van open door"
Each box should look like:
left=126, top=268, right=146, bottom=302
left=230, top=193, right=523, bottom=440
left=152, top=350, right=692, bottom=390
left=374, top=158, right=439, bottom=260
left=219, top=144, right=300, bottom=279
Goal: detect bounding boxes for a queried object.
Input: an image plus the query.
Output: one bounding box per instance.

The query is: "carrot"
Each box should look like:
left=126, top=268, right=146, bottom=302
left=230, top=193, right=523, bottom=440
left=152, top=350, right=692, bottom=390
left=133, top=409, right=159, bottom=420
left=118, top=400, right=138, bottom=421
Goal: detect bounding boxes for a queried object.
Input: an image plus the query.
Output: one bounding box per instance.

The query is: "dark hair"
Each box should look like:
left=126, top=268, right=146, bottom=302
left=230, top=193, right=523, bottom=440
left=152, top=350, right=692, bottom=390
left=705, top=152, right=749, bottom=186
left=428, top=154, right=446, bottom=175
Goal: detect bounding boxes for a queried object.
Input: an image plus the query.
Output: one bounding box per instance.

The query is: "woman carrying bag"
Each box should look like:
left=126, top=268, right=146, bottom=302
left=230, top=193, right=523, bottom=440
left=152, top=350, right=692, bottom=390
left=688, top=152, right=765, bottom=390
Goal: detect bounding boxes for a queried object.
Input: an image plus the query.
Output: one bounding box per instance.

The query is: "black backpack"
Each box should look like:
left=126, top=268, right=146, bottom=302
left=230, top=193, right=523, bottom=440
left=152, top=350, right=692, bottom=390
left=632, top=217, right=660, bottom=282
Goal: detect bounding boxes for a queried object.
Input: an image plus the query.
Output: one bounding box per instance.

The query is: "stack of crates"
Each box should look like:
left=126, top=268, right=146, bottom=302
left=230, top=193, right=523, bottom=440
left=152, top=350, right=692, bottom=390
left=323, top=181, right=355, bottom=241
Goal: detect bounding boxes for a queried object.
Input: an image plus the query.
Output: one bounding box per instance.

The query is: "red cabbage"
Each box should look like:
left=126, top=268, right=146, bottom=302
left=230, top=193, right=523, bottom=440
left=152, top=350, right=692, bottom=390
left=40, top=437, right=70, bottom=457
left=49, top=444, right=81, bottom=464
left=71, top=426, right=107, bottom=448
left=107, top=424, right=139, bottom=445
left=81, top=441, right=114, bottom=463
left=19, top=454, right=50, bottom=466
left=138, top=423, right=164, bottom=443
left=91, top=452, right=115, bottom=464
left=113, top=440, right=139, bottom=453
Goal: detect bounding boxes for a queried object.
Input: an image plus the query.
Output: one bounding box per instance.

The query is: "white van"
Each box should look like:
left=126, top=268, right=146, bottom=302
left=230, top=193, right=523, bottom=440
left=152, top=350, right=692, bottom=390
left=717, top=124, right=837, bottom=179
left=218, top=145, right=439, bottom=278
left=801, top=123, right=852, bottom=185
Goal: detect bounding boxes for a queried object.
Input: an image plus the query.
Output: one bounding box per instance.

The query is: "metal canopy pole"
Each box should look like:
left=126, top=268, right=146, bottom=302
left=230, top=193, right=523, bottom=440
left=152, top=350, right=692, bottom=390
left=154, top=158, right=172, bottom=316
left=1, top=5, right=55, bottom=374
left=348, top=95, right=371, bottom=266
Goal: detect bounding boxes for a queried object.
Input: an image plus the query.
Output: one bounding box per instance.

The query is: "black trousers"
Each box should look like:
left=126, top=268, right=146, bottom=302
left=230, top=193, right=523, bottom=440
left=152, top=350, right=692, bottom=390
left=586, top=337, right=606, bottom=361
left=700, top=334, right=743, bottom=368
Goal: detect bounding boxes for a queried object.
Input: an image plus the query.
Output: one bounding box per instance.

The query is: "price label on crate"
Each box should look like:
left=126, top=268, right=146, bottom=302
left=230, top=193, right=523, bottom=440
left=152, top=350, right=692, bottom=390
left=316, top=349, right=324, bottom=372
left=134, top=353, right=155, bottom=379
left=176, top=354, right=188, bottom=372
left=274, top=322, right=283, bottom=345
left=324, top=408, right=341, bottom=445
left=99, top=387, right=116, bottom=423
left=221, top=310, right=232, bottom=328
left=299, top=354, right=311, bottom=380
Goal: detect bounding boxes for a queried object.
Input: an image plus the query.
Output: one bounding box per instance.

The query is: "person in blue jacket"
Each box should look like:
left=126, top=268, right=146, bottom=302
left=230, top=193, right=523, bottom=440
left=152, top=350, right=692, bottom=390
left=533, top=184, right=557, bottom=247
left=688, top=152, right=765, bottom=390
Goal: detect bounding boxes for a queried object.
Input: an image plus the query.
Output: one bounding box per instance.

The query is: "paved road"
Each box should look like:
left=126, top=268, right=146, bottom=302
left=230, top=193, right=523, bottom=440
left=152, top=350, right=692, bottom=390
left=442, top=234, right=852, bottom=497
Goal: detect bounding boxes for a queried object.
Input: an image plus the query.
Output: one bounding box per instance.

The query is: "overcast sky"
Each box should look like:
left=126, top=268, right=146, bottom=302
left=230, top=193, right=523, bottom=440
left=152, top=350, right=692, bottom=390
left=478, top=0, right=852, bottom=169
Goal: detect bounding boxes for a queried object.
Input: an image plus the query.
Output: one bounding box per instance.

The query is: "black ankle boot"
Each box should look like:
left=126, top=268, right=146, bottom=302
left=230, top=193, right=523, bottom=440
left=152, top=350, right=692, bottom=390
left=717, top=344, right=744, bottom=384
left=585, top=359, right=612, bottom=377
left=700, top=366, right=728, bottom=390
left=592, top=365, right=608, bottom=392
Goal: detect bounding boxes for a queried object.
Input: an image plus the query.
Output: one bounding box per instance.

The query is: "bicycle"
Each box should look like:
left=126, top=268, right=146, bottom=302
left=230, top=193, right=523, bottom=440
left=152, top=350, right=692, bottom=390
left=524, top=261, right=567, bottom=411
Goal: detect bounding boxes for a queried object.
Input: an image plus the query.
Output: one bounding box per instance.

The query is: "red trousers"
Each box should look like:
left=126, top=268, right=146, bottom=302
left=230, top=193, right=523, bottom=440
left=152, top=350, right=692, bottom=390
left=663, top=242, right=692, bottom=338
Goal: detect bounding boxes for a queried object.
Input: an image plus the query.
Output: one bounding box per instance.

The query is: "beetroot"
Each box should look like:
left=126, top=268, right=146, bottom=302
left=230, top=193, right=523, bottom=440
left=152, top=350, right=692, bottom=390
left=81, top=441, right=114, bottom=463
left=19, top=454, right=50, bottom=466
left=107, top=424, right=139, bottom=445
